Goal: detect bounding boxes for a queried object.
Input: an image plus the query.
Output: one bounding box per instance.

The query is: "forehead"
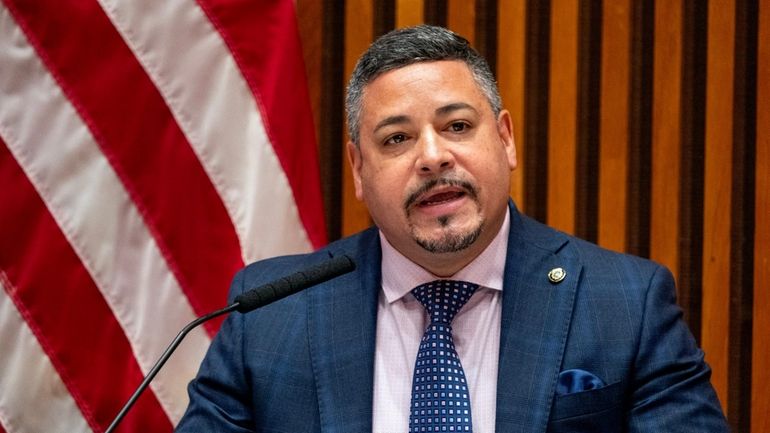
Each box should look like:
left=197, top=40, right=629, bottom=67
left=359, top=60, right=489, bottom=118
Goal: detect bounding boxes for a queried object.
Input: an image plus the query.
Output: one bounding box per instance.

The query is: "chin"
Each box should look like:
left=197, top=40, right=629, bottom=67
left=411, top=222, right=483, bottom=254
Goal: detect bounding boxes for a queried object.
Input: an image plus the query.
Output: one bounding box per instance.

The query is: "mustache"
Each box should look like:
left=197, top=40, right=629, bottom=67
left=403, top=177, right=479, bottom=211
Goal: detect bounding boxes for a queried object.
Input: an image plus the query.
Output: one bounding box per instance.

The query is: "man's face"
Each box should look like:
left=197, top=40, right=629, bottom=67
left=347, top=60, right=517, bottom=276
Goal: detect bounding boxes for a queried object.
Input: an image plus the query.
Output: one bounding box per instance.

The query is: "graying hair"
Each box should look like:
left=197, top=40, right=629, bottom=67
left=345, top=25, right=502, bottom=145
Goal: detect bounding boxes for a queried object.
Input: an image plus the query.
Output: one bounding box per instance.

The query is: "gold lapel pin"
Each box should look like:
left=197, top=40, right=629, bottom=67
left=548, top=267, right=566, bottom=284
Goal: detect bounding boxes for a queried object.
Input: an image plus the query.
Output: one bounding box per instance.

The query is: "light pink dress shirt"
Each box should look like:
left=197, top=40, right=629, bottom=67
left=372, top=210, right=509, bottom=433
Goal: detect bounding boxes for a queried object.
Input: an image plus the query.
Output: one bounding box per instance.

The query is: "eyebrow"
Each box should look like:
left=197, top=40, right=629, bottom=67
left=371, top=102, right=480, bottom=135
left=373, top=115, right=410, bottom=135
left=435, top=102, right=478, bottom=117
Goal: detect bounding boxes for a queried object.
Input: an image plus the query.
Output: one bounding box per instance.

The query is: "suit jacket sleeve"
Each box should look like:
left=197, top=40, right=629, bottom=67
left=627, top=265, right=728, bottom=432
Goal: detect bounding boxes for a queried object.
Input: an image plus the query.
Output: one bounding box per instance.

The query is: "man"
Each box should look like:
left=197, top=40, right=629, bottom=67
left=176, top=25, right=728, bottom=432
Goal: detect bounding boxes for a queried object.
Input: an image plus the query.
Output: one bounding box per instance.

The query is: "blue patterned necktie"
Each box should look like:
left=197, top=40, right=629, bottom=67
left=409, top=280, right=478, bottom=433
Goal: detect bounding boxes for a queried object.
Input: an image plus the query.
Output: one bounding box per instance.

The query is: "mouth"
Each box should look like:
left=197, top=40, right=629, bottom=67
left=405, top=178, right=478, bottom=215
left=417, top=189, right=466, bottom=207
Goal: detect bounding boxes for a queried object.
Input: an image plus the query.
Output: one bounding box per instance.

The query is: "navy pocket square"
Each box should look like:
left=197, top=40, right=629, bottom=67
left=556, top=369, right=606, bottom=395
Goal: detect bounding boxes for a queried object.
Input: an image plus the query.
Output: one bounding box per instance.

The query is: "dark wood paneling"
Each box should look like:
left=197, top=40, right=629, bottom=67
left=298, top=0, right=346, bottom=242
left=475, top=0, right=498, bottom=73
left=424, top=0, right=447, bottom=27
left=523, top=0, right=550, bottom=223
left=728, top=1, right=757, bottom=430
left=678, top=0, right=707, bottom=341
left=575, top=0, right=601, bottom=243
left=625, top=0, right=653, bottom=259
left=752, top=3, right=770, bottom=431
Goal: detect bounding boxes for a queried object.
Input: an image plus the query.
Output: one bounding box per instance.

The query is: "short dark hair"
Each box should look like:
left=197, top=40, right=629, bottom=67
left=345, top=25, right=502, bottom=144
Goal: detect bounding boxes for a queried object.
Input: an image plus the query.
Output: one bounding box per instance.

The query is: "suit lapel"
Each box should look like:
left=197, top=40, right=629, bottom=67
left=495, top=206, right=581, bottom=433
left=307, top=230, right=381, bottom=432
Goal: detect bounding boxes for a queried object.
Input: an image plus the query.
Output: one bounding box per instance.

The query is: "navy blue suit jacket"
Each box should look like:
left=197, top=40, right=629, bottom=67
left=176, top=203, right=728, bottom=432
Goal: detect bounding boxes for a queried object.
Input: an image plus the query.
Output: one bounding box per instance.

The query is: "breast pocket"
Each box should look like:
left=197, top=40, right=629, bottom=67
left=547, top=380, right=624, bottom=433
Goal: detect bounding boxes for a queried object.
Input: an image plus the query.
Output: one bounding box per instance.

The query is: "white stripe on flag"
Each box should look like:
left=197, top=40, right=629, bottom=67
left=0, top=275, right=92, bottom=433
left=97, top=0, right=312, bottom=263
left=0, top=5, right=208, bottom=424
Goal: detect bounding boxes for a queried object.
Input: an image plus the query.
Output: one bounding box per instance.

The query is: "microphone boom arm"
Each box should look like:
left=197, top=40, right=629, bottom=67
left=104, top=254, right=355, bottom=432
left=105, top=303, right=239, bottom=433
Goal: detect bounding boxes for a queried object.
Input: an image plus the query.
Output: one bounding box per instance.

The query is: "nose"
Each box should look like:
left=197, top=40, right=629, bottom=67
left=415, top=129, right=455, bottom=174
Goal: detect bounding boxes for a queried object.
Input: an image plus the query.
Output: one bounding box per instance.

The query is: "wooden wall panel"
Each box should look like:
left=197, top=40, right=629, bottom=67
left=396, top=0, right=424, bottom=28
left=626, top=0, right=654, bottom=259
left=753, top=2, right=770, bottom=432
left=650, top=0, right=682, bottom=281
left=547, top=0, right=579, bottom=234
left=598, top=0, right=631, bottom=252
left=342, top=0, right=375, bottom=237
left=701, top=0, right=735, bottom=411
left=294, top=1, right=769, bottom=428
left=497, top=0, right=527, bottom=210
left=448, top=0, right=476, bottom=43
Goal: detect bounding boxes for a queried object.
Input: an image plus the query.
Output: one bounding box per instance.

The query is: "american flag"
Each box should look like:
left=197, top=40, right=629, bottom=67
left=0, top=1, right=326, bottom=432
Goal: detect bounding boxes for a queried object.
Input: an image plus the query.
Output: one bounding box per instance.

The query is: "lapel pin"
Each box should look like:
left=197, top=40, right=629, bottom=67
left=548, top=267, right=566, bottom=284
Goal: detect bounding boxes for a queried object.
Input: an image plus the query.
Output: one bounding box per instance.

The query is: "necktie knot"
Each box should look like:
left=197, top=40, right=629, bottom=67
left=411, top=280, right=479, bottom=325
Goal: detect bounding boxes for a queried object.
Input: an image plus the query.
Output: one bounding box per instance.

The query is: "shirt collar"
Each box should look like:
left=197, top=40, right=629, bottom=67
left=380, top=208, right=510, bottom=304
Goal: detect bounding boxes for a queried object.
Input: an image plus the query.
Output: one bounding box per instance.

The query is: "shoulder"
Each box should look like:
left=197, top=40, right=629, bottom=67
left=514, top=209, right=664, bottom=282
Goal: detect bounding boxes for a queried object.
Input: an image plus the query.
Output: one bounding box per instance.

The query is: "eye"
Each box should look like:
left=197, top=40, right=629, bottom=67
left=384, top=133, right=407, bottom=146
left=448, top=121, right=470, bottom=133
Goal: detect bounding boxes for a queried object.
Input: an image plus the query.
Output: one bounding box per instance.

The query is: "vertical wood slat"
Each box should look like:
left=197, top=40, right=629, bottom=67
left=701, top=0, right=735, bottom=412
left=598, top=0, right=631, bottom=252
left=497, top=0, right=527, bottom=210
left=753, top=2, right=770, bottom=431
left=727, top=0, right=757, bottom=429
left=447, top=0, right=476, bottom=43
left=650, top=0, right=682, bottom=280
left=523, top=1, right=551, bottom=223
left=342, top=0, right=375, bottom=236
left=626, top=0, right=654, bottom=259
left=678, top=0, right=709, bottom=340
left=298, top=0, right=348, bottom=241
left=575, top=1, right=601, bottom=242
left=395, top=0, right=423, bottom=28
left=547, top=0, right=579, bottom=234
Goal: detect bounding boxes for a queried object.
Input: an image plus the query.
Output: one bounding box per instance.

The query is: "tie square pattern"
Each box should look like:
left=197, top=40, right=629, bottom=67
left=409, top=280, right=478, bottom=433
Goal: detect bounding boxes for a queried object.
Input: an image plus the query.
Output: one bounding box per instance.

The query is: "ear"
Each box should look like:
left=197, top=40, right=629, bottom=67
left=497, top=109, right=518, bottom=171
left=346, top=140, right=365, bottom=200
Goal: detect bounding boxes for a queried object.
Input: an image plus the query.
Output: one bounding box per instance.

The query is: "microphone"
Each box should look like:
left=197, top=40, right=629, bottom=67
left=234, top=254, right=355, bottom=312
left=105, top=254, right=356, bottom=433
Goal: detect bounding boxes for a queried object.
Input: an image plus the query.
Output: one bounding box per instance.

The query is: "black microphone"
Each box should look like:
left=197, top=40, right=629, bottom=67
left=105, top=254, right=356, bottom=433
left=234, top=254, right=355, bottom=312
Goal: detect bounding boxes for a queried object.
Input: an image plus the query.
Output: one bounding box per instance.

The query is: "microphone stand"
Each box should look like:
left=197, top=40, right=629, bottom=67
left=105, top=303, right=239, bottom=433
left=104, top=254, right=354, bottom=432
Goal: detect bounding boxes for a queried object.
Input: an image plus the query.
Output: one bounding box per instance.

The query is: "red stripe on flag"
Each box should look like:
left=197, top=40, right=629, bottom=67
left=0, top=140, right=172, bottom=432
left=198, top=0, right=327, bottom=248
left=4, top=0, right=243, bottom=334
